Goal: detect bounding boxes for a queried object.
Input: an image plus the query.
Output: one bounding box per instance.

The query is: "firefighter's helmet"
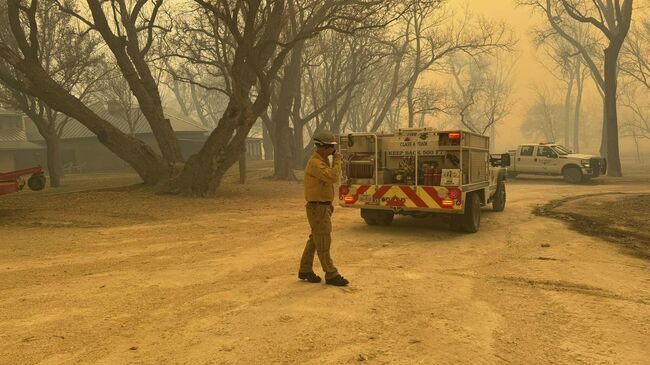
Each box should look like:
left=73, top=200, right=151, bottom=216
left=313, top=130, right=338, bottom=146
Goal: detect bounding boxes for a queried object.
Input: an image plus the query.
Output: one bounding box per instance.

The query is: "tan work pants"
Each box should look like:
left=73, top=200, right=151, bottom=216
left=299, top=204, right=339, bottom=279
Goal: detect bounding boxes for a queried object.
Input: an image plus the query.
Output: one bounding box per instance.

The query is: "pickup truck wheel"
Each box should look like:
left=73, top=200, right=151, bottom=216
left=456, top=193, right=480, bottom=233
left=563, top=166, right=583, bottom=184
left=492, top=181, right=506, bottom=212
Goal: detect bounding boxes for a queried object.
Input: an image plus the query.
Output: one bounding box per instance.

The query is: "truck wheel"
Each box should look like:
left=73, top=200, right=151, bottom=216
left=562, top=166, right=582, bottom=184
left=361, top=209, right=393, bottom=226
left=361, top=209, right=376, bottom=225
left=376, top=212, right=394, bottom=226
left=362, top=217, right=377, bottom=225
left=27, top=173, right=46, bottom=191
left=492, top=181, right=506, bottom=212
left=454, top=193, right=480, bottom=233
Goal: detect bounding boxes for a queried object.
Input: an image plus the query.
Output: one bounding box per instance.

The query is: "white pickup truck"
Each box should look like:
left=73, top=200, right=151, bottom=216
left=507, top=143, right=607, bottom=183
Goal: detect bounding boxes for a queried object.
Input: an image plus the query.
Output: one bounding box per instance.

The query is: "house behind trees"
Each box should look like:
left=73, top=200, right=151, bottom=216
left=0, top=104, right=263, bottom=173
left=0, top=109, right=44, bottom=171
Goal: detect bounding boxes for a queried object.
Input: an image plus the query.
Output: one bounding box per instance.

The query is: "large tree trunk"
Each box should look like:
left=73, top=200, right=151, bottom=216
left=599, top=100, right=607, bottom=158
left=490, top=123, right=496, bottom=151
left=564, top=73, right=575, bottom=148
left=292, top=121, right=305, bottom=169
left=44, top=133, right=63, bottom=188
left=407, top=80, right=416, bottom=128
left=262, top=120, right=274, bottom=161
left=272, top=43, right=303, bottom=180
left=603, top=46, right=623, bottom=177
left=273, top=126, right=296, bottom=180
left=573, top=65, right=584, bottom=153
left=15, top=102, right=64, bottom=188
left=165, top=96, right=257, bottom=196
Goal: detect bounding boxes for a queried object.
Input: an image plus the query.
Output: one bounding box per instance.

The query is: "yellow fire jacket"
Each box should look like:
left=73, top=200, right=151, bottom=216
left=304, top=152, right=341, bottom=202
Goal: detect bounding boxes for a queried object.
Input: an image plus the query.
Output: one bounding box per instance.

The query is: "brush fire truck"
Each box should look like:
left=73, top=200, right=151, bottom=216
left=337, top=129, right=510, bottom=233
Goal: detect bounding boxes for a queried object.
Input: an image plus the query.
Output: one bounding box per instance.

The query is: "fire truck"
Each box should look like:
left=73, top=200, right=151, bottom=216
left=338, top=129, right=510, bottom=233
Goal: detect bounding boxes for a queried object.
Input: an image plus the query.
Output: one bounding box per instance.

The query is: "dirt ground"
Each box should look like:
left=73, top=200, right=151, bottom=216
left=536, top=192, right=650, bottom=259
left=1, top=165, right=650, bottom=365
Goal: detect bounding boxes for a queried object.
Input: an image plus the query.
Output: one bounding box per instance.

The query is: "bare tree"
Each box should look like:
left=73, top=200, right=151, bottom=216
left=366, top=2, right=514, bottom=132
left=99, top=72, right=143, bottom=136
left=620, top=83, right=650, bottom=138
left=162, top=0, right=391, bottom=195
left=620, top=15, right=650, bottom=91
left=287, top=31, right=375, bottom=170
left=56, top=0, right=184, bottom=165
left=447, top=53, right=514, bottom=146
left=618, top=14, right=650, bottom=161
left=522, top=87, right=565, bottom=142
left=532, top=20, right=593, bottom=151
left=263, top=1, right=392, bottom=180
left=160, top=61, right=227, bottom=129
left=0, top=0, right=174, bottom=184
left=519, top=0, right=634, bottom=176
left=0, top=0, right=105, bottom=187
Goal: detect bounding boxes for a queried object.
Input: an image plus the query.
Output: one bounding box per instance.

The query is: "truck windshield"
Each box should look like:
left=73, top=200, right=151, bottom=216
left=553, top=145, right=571, bottom=155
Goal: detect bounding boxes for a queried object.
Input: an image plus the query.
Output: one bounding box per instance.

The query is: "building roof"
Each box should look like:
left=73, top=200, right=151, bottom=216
left=0, top=109, right=23, bottom=116
left=1, top=104, right=257, bottom=153
left=51, top=106, right=210, bottom=140
left=0, top=140, right=44, bottom=150
left=0, top=129, right=27, bottom=142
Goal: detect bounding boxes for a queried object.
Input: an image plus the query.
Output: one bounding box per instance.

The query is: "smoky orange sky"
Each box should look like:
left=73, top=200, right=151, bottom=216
left=466, top=0, right=544, bottom=151
left=458, top=0, right=649, bottom=157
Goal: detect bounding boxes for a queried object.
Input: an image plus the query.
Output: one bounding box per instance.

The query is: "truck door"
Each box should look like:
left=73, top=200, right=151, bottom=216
left=536, top=146, right=559, bottom=174
left=515, top=145, right=536, bottom=173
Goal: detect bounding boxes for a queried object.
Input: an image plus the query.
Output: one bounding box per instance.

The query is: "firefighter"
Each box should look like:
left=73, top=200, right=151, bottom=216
left=298, top=130, right=349, bottom=286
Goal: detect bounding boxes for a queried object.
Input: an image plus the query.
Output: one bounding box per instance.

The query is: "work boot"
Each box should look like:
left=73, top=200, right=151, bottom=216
left=298, top=271, right=322, bottom=283
left=325, top=274, right=349, bottom=287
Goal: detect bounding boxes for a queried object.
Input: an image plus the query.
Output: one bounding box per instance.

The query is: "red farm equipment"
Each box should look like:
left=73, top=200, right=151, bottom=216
left=0, top=166, right=47, bottom=196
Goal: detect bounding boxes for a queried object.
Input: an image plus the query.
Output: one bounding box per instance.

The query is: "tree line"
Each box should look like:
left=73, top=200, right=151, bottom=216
left=519, top=0, right=649, bottom=171
left=0, top=0, right=644, bottom=195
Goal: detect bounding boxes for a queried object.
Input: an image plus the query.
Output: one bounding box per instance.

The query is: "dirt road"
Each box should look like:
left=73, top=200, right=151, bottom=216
left=1, top=172, right=649, bottom=364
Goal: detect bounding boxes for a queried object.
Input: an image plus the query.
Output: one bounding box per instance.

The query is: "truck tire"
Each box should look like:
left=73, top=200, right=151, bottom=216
left=27, top=173, right=46, bottom=191
left=362, top=217, right=377, bottom=225
left=562, top=166, right=582, bottom=184
left=452, top=193, right=480, bottom=233
left=361, top=209, right=394, bottom=226
left=361, top=209, right=377, bottom=225
left=376, top=212, right=394, bottom=226
left=492, top=181, right=506, bottom=212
